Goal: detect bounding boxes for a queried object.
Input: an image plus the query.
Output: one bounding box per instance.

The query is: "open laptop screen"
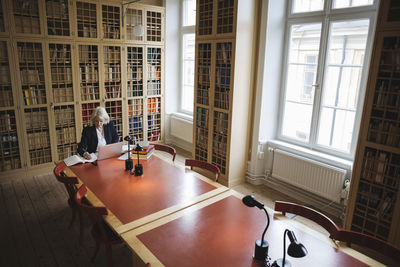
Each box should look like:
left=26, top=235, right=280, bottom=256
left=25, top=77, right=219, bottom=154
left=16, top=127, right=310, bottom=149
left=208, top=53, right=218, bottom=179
left=97, top=142, right=123, bottom=160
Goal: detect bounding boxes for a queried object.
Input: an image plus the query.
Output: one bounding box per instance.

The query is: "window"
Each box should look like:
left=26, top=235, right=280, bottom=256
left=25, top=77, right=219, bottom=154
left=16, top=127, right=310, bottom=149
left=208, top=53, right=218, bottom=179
left=279, top=0, right=376, bottom=159
left=181, top=0, right=196, bottom=113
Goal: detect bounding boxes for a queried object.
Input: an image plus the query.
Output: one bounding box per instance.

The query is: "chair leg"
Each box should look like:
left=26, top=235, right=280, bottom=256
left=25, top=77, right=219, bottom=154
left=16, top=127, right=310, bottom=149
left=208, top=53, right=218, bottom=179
left=91, top=241, right=101, bottom=262
left=106, top=244, right=113, bottom=267
left=68, top=204, right=76, bottom=229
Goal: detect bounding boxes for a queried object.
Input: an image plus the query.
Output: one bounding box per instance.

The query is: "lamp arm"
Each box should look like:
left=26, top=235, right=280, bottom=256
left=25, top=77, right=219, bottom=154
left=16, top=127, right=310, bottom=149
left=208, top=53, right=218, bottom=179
left=282, top=229, right=289, bottom=267
left=261, top=207, right=270, bottom=244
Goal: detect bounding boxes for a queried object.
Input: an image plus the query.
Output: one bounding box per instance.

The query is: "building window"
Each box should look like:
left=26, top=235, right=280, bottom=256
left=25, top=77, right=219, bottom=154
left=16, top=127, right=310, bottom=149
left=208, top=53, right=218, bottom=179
left=181, top=0, right=196, bottom=113
left=279, top=0, right=376, bottom=158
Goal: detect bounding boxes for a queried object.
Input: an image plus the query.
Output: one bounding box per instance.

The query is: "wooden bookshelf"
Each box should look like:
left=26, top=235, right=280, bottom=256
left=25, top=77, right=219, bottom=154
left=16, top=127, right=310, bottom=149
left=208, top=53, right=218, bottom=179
left=193, top=0, right=256, bottom=186
left=0, top=0, right=165, bottom=179
left=345, top=0, right=400, bottom=247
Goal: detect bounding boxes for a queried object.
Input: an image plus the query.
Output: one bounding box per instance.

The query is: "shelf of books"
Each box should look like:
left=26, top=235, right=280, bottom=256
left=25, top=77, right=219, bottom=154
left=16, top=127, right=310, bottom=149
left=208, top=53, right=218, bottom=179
left=17, top=42, right=47, bottom=106
left=79, top=44, right=100, bottom=128
left=146, top=47, right=161, bottom=96
left=128, top=98, right=144, bottom=141
left=216, top=0, right=235, bottom=35
left=103, top=45, right=121, bottom=99
left=127, top=46, right=143, bottom=97
left=76, top=1, right=97, bottom=38
left=0, top=110, right=21, bottom=171
left=125, top=7, right=143, bottom=42
left=49, top=43, right=73, bottom=103
left=147, top=96, right=161, bottom=142
left=197, top=0, right=213, bottom=36
left=45, top=0, right=70, bottom=36
left=102, top=4, right=120, bottom=39
left=0, top=41, right=13, bottom=108
left=146, top=10, right=162, bottom=43
left=347, top=32, right=400, bottom=244
left=105, top=100, right=122, bottom=138
left=54, top=105, right=77, bottom=160
left=25, top=107, right=52, bottom=166
left=12, top=0, right=41, bottom=35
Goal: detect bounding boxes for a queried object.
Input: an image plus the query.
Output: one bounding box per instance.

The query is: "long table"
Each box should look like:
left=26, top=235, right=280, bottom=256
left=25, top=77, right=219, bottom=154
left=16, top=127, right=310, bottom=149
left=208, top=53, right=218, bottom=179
left=121, top=190, right=384, bottom=267
left=67, top=153, right=228, bottom=234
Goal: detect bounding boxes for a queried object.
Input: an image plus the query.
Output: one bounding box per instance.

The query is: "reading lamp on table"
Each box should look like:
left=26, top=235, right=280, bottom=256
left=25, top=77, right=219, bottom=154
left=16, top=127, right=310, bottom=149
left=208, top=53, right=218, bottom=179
left=271, top=229, right=308, bottom=267
left=124, top=135, right=133, bottom=171
left=242, top=195, right=270, bottom=264
left=132, top=143, right=144, bottom=176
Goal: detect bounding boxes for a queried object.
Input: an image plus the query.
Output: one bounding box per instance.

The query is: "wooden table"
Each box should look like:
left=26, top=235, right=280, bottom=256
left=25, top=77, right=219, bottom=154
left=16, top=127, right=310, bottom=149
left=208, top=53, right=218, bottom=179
left=121, top=190, right=383, bottom=267
left=67, top=153, right=228, bottom=234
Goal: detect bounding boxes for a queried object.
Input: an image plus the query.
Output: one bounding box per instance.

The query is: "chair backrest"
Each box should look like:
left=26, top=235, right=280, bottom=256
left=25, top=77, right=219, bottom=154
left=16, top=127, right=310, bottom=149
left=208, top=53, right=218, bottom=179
left=274, top=201, right=340, bottom=239
left=185, top=159, right=221, bottom=182
left=153, top=144, right=176, bottom=161
left=54, top=161, right=79, bottom=199
left=75, top=185, right=108, bottom=238
left=335, top=229, right=400, bottom=263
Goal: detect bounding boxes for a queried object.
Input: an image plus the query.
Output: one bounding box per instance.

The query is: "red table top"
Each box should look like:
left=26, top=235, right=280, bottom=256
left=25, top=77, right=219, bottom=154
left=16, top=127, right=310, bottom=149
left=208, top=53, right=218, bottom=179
left=137, top=195, right=369, bottom=267
left=69, top=156, right=217, bottom=224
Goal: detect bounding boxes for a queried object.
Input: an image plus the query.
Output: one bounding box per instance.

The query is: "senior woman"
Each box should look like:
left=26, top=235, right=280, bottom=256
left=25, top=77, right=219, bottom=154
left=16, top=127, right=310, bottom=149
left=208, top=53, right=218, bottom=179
left=78, top=106, right=119, bottom=160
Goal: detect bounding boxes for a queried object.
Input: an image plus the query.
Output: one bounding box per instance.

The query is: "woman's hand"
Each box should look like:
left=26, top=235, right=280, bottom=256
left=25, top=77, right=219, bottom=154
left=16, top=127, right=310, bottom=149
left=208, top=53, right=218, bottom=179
left=83, top=153, right=92, bottom=160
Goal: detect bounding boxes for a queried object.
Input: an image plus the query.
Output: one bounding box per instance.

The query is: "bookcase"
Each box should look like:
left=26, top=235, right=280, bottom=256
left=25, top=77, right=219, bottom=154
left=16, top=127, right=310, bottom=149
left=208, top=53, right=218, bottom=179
left=0, top=0, right=165, bottom=179
left=345, top=0, right=400, bottom=247
left=192, top=0, right=255, bottom=186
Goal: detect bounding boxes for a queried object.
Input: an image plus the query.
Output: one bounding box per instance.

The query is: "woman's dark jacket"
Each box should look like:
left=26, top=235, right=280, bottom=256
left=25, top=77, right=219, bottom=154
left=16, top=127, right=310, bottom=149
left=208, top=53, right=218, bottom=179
left=77, top=121, right=119, bottom=156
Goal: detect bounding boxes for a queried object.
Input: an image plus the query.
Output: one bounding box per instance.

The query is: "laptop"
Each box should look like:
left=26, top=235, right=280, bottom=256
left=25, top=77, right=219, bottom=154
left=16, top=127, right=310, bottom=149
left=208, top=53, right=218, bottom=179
left=97, top=142, right=123, bottom=160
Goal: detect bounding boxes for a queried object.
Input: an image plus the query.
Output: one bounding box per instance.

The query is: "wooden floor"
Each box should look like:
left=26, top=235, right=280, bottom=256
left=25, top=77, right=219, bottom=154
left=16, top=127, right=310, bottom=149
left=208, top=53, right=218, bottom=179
left=0, top=173, right=132, bottom=267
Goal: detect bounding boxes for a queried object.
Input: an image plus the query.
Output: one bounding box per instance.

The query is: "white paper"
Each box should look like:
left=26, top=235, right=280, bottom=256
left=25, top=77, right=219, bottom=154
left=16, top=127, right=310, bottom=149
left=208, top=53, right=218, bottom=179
left=64, top=153, right=97, bottom=166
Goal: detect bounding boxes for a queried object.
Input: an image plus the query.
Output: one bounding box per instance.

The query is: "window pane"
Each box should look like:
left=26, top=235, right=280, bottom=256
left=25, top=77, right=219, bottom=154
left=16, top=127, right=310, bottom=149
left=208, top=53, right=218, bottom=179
left=317, top=19, right=369, bottom=152
left=292, top=0, right=324, bottom=13
left=183, top=0, right=196, bottom=26
left=333, top=0, right=373, bottom=9
left=282, top=23, right=322, bottom=141
left=182, top=34, right=195, bottom=112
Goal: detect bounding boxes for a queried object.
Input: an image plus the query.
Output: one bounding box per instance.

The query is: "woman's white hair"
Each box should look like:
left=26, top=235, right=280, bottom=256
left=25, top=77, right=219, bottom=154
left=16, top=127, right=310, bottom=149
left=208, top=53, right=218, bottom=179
left=91, top=106, right=110, bottom=125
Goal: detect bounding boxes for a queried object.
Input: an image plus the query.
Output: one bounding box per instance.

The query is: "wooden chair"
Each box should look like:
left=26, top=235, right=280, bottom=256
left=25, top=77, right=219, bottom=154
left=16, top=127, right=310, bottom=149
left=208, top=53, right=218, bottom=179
left=53, top=161, right=84, bottom=242
left=75, top=185, right=122, bottom=267
left=185, top=159, right=221, bottom=182
left=274, top=201, right=340, bottom=240
left=152, top=143, right=176, bottom=161
left=335, top=229, right=400, bottom=265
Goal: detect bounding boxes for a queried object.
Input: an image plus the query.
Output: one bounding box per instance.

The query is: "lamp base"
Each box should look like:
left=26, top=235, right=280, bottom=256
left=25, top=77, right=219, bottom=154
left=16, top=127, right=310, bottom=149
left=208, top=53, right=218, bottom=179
left=253, top=239, right=269, bottom=263
left=271, top=258, right=291, bottom=267
left=133, top=163, right=143, bottom=176
left=125, top=158, right=133, bottom=171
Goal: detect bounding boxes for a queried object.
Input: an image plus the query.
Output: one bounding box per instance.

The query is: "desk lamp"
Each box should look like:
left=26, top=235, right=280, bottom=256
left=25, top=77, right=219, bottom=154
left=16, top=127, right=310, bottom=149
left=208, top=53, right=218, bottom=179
left=242, top=195, right=270, bottom=264
left=132, top=143, right=144, bottom=176
left=124, top=135, right=133, bottom=171
left=271, top=229, right=308, bottom=267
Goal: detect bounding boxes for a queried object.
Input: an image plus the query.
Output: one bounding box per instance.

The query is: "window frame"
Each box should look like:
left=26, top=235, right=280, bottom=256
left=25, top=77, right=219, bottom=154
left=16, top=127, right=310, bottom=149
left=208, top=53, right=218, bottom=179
left=179, top=0, right=196, bottom=115
left=277, top=0, right=378, bottom=160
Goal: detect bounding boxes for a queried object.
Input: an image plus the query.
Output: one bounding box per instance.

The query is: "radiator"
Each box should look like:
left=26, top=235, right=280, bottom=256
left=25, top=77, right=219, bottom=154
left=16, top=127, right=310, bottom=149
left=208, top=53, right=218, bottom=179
left=271, top=149, right=347, bottom=203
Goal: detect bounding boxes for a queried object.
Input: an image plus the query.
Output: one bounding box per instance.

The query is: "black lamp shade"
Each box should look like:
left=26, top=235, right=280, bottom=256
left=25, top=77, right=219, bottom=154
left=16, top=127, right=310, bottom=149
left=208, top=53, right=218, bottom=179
left=242, top=195, right=264, bottom=210
left=287, top=230, right=308, bottom=258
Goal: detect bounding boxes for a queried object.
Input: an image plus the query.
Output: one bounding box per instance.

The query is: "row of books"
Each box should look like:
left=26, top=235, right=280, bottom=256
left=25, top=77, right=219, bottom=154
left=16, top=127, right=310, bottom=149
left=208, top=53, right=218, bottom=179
left=14, top=16, right=40, bottom=35
left=0, top=157, right=21, bottom=171
left=147, top=98, right=161, bottom=114
left=212, top=134, right=228, bottom=155
left=81, top=86, right=99, bottom=101
left=147, top=130, right=160, bottom=141
left=147, top=114, right=160, bottom=129
left=23, top=87, right=46, bottom=105
left=214, top=90, right=230, bottom=110
left=195, top=127, right=208, bottom=149
left=104, top=65, right=121, bottom=81
left=78, top=26, right=97, bottom=38
left=56, top=127, right=76, bottom=145
left=216, top=43, right=232, bottom=64
left=127, top=66, right=143, bottom=80
left=104, top=47, right=121, bottom=60
left=0, top=113, right=16, bottom=132
left=46, top=1, right=68, bottom=19
left=196, top=107, right=209, bottom=127
left=49, top=46, right=70, bottom=63
left=198, top=66, right=211, bottom=84
left=127, top=84, right=144, bottom=97
left=79, top=46, right=98, bottom=61
left=214, top=112, right=228, bottom=134
left=127, top=51, right=143, bottom=60
left=105, top=84, right=121, bottom=98
left=147, top=82, right=161, bottom=95
left=216, top=67, right=231, bottom=86
left=53, top=87, right=74, bottom=103
left=147, top=65, right=161, bottom=79
left=25, top=109, right=48, bottom=130
left=128, top=99, right=143, bottom=116
left=1, top=134, right=18, bottom=155
left=0, top=89, right=13, bottom=107
left=361, top=150, right=400, bottom=186
left=30, top=149, right=52, bottom=166
left=368, top=120, right=400, bottom=147
left=28, top=131, right=50, bottom=150
left=80, top=64, right=98, bottom=82
left=51, top=67, right=72, bottom=84
left=147, top=49, right=161, bottom=60
left=102, top=25, right=121, bottom=39
left=0, top=65, right=11, bottom=84
left=57, top=144, right=77, bottom=161
left=18, top=46, right=42, bottom=62
left=54, top=107, right=75, bottom=126
left=129, top=117, right=143, bottom=131
left=374, top=92, right=400, bottom=107
left=21, top=69, right=41, bottom=84
left=81, top=103, right=99, bottom=122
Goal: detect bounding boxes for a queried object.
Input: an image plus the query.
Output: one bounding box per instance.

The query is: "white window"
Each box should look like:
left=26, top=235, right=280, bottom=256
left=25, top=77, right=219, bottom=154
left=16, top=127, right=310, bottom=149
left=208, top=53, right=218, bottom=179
left=279, top=0, right=377, bottom=159
left=181, top=0, right=196, bottom=113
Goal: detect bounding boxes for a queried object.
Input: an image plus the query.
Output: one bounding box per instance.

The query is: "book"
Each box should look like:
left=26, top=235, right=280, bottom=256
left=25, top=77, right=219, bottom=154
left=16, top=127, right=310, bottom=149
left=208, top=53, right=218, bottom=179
left=64, top=153, right=97, bottom=166
left=118, top=148, right=154, bottom=161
